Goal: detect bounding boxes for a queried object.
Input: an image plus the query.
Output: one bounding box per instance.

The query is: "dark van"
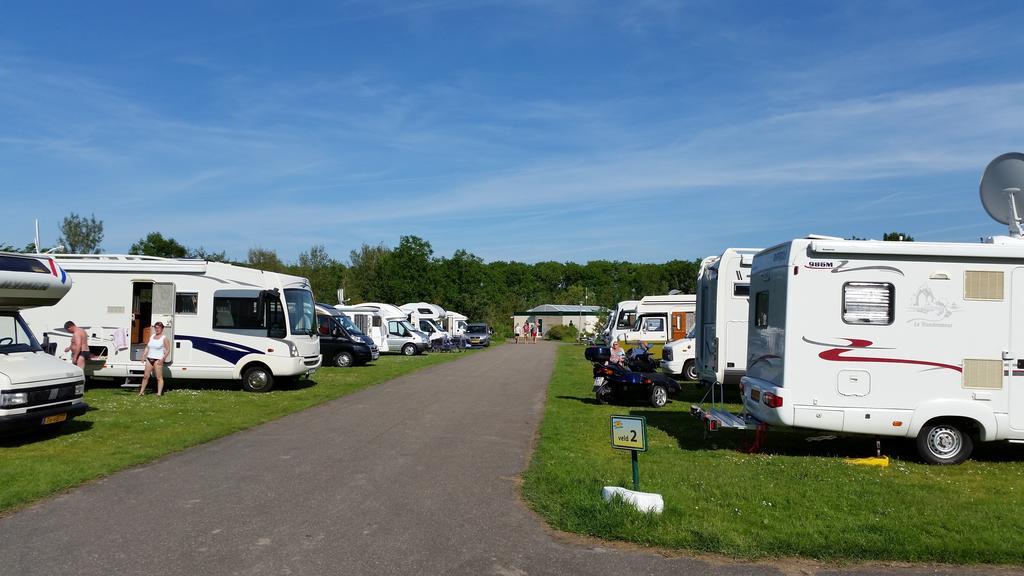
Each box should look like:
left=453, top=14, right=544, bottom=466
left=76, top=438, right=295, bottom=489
left=315, top=303, right=379, bottom=368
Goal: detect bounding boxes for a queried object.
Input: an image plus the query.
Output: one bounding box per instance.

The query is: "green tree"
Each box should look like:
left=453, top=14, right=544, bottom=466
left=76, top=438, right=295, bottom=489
left=883, top=231, right=914, bottom=241
left=293, top=244, right=346, bottom=303
left=129, top=232, right=188, bottom=258
left=247, top=247, right=286, bottom=272
left=58, top=213, right=104, bottom=253
left=188, top=246, right=229, bottom=262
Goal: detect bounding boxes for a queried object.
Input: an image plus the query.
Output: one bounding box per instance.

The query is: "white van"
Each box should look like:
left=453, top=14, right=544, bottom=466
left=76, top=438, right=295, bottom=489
left=660, top=330, right=697, bottom=380
left=0, top=253, right=87, bottom=432
left=352, top=303, right=429, bottom=355
left=22, top=254, right=320, bottom=393
left=607, top=294, right=696, bottom=345
left=444, top=311, right=468, bottom=337
left=695, top=248, right=761, bottom=387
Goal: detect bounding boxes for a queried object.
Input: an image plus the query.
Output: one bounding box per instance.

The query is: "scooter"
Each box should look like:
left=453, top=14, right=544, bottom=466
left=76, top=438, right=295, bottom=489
left=585, top=346, right=680, bottom=408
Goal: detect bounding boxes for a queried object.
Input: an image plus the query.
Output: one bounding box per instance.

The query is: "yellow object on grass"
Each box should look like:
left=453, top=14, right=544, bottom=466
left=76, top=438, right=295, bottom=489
left=845, top=456, right=890, bottom=467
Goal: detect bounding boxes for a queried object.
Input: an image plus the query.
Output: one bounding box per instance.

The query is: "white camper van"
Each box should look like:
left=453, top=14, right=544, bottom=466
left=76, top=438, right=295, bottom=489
left=602, top=300, right=639, bottom=343
left=0, top=253, right=87, bottom=432
left=352, top=303, right=428, bottom=355
left=22, top=254, right=321, bottom=393
left=660, top=329, right=697, bottom=380
left=734, top=152, right=1024, bottom=464
left=335, top=305, right=389, bottom=352
left=607, top=294, right=696, bottom=345
left=401, top=302, right=450, bottom=342
left=695, top=248, right=761, bottom=387
left=444, top=311, right=468, bottom=337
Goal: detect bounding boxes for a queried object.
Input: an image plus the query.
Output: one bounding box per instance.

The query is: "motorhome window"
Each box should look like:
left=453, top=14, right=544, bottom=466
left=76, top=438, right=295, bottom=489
left=175, top=293, right=198, bottom=315
left=644, top=317, right=665, bottom=331
left=388, top=321, right=408, bottom=337
left=213, top=297, right=263, bottom=329
left=617, top=312, right=636, bottom=329
left=0, top=255, right=49, bottom=274
left=754, top=291, right=769, bottom=328
left=842, top=282, right=894, bottom=325
left=418, top=308, right=432, bottom=314
left=284, top=289, right=316, bottom=336
left=0, top=313, right=42, bottom=353
left=733, top=284, right=750, bottom=297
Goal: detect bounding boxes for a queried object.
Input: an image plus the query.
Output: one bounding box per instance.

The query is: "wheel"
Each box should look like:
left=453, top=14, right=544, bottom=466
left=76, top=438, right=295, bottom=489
left=683, top=360, right=698, bottom=381
left=596, top=383, right=614, bottom=405
left=332, top=352, right=353, bottom=368
left=402, top=343, right=417, bottom=356
left=917, top=421, right=973, bottom=465
left=649, top=384, right=668, bottom=408
left=241, top=365, right=274, bottom=393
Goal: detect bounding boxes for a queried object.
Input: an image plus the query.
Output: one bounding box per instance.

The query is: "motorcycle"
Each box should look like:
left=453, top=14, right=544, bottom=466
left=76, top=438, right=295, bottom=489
left=585, top=345, right=680, bottom=408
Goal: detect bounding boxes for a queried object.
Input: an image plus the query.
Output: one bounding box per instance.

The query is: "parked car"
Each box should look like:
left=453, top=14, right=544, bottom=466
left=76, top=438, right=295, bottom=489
left=464, top=323, right=491, bottom=347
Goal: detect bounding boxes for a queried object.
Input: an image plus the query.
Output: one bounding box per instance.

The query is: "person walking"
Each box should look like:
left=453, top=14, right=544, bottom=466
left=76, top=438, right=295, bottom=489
left=530, top=322, right=537, bottom=343
left=523, top=321, right=531, bottom=344
left=513, top=322, right=520, bottom=344
left=63, top=321, right=91, bottom=369
left=139, top=322, right=170, bottom=396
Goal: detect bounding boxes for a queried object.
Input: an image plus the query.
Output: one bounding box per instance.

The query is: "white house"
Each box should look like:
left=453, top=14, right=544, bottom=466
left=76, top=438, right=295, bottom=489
left=513, top=304, right=602, bottom=336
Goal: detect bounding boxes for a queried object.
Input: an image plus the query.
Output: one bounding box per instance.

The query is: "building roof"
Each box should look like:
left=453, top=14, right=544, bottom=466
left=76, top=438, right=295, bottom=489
left=520, top=304, right=602, bottom=314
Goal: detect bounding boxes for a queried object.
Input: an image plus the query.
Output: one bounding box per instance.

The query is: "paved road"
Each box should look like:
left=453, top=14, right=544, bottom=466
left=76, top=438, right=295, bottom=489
left=1, top=342, right=1017, bottom=575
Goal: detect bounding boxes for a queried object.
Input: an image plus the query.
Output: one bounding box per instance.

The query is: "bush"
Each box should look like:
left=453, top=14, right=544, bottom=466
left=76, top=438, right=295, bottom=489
left=544, top=324, right=579, bottom=341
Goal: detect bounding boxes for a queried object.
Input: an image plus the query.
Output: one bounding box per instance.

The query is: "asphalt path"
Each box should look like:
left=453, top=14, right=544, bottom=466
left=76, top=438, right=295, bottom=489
left=1, top=342, right=1018, bottom=575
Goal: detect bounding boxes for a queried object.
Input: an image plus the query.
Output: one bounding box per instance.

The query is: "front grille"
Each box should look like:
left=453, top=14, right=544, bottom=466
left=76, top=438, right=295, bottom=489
left=303, top=358, right=319, bottom=366
left=663, top=348, right=673, bottom=361
left=20, top=382, right=84, bottom=409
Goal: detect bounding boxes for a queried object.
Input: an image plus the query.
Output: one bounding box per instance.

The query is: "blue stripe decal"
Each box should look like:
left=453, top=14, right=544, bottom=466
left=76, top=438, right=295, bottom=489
left=175, top=335, right=264, bottom=364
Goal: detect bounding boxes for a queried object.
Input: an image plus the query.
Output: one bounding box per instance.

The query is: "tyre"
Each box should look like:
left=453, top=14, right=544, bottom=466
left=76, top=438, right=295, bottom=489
left=596, top=383, right=614, bottom=405
left=241, top=365, right=274, bottom=393
left=332, top=352, right=353, bottom=368
left=683, top=360, right=698, bottom=381
left=402, top=343, right=417, bottom=356
left=917, top=421, right=973, bottom=465
left=649, top=384, right=668, bottom=408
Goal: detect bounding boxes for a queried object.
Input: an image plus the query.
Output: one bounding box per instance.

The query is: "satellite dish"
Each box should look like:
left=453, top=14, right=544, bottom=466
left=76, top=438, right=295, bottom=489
left=980, top=152, right=1024, bottom=237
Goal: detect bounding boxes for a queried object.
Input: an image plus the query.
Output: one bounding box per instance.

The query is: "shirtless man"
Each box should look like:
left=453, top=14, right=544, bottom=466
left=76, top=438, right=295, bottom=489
left=63, top=321, right=90, bottom=369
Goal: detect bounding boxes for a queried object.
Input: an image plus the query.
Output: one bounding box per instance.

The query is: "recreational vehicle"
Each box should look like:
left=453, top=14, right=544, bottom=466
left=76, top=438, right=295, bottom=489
left=401, top=302, right=450, bottom=342
left=724, top=152, right=1024, bottom=464
left=607, top=294, right=696, bottom=346
left=352, top=303, right=429, bottom=355
left=22, top=254, right=321, bottom=393
left=601, top=300, right=639, bottom=343
left=0, top=253, right=87, bottom=432
left=695, top=248, right=761, bottom=387
left=315, top=303, right=378, bottom=367
left=444, top=311, right=468, bottom=337
left=335, top=305, right=389, bottom=352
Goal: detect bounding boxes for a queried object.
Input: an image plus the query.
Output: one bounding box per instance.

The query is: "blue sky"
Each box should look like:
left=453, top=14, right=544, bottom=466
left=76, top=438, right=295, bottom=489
left=2, top=1, right=1023, bottom=263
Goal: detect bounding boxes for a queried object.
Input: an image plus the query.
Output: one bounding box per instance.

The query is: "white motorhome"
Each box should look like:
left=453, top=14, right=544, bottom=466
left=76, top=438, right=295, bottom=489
left=352, top=303, right=428, bottom=355
left=335, top=305, right=389, bottom=352
left=0, top=253, right=87, bottom=432
left=607, top=294, right=696, bottom=345
left=22, top=254, right=321, bottom=393
left=601, top=299, right=639, bottom=343
left=444, top=311, right=468, bottom=337
left=695, top=248, right=761, bottom=387
left=401, top=302, right=450, bottom=342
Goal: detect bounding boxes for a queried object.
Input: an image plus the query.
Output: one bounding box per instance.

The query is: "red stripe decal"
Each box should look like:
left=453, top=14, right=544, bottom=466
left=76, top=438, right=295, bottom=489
left=48, top=259, right=57, bottom=277
left=818, top=347, right=962, bottom=373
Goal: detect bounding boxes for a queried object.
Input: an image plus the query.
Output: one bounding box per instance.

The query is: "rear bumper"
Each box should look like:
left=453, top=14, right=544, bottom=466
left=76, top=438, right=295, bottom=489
left=0, top=401, right=89, bottom=432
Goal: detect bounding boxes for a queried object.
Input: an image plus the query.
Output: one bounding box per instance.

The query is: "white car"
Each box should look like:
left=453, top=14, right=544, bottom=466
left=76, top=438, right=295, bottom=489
left=661, top=335, right=697, bottom=380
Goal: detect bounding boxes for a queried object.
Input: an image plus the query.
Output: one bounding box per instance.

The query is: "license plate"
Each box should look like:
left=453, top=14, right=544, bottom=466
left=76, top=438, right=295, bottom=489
left=42, top=413, right=67, bottom=425
left=471, top=339, right=480, bottom=343
left=592, top=376, right=605, bottom=391
left=307, top=368, right=317, bottom=376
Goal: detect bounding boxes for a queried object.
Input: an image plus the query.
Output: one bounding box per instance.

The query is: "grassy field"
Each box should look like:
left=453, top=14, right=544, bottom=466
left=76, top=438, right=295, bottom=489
left=522, top=344, right=1024, bottom=564
left=0, top=350, right=475, bottom=514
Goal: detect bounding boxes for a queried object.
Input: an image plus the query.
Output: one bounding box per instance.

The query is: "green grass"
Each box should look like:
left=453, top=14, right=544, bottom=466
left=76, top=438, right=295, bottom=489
left=0, top=351, right=476, bottom=514
left=522, top=344, right=1024, bottom=564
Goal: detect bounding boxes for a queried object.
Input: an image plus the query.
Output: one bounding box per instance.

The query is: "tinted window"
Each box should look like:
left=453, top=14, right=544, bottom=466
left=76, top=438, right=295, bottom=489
left=0, top=255, right=49, bottom=274
left=733, top=284, right=750, bottom=297
left=754, top=291, right=769, bottom=328
left=175, top=293, right=198, bottom=315
left=214, top=297, right=263, bottom=329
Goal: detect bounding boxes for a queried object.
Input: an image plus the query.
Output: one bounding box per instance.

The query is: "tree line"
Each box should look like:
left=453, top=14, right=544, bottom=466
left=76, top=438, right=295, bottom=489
left=2, top=213, right=914, bottom=331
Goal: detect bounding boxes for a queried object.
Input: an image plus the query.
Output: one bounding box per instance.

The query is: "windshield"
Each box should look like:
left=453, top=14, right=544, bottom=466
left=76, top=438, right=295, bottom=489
left=0, top=312, right=42, bottom=354
left=400, top=320, right=419, bottom=334
left=466, top=324, right=487, bottom=334
left=284, top=289, right=316, bottom=336
left=421, top=319, right=442, bottom=333
left=336, top=313, right=364, bottom=335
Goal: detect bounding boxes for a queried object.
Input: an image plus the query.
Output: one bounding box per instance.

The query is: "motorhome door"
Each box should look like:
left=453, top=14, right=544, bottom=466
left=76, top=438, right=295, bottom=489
left=1010, top=269, right=1024, bottom=430
left=670, top=311, right=687, bottom=341
left=152, top=282, right=175, bottom=363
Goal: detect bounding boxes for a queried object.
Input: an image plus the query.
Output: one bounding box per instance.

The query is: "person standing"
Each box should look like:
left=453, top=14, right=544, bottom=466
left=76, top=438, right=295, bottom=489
left=513, top=322, right=520, bottom=344
left=530, top=322, right=537, bottom=343
left=63, top=321, right=90, bottom=369
left=139, top=322, right=170, bottom=396
left=523, top=321, right=531, bottom=344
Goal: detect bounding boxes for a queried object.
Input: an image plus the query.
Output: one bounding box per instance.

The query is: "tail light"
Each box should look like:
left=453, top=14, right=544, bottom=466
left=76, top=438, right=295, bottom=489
left=762, top=392, right=783, bottom=408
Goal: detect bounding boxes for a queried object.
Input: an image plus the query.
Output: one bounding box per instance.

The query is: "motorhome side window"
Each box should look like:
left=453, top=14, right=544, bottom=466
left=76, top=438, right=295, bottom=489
left=733, top=284, right=750, bottom=297
left=213, top=296, right=264, bottom=329
left=175, top=293, right=198, bottom=315
left=388, top=321, right=406, bottom=336
left=754, top=291, right=769, bottom=328
left=644, top=317, right=664, bottom=331
left=842, top=282, right=894, bottom=325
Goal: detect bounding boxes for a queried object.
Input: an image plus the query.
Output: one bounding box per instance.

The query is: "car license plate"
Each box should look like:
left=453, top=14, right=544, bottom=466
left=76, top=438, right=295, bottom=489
left=592, top=376, right=605, bottom=392
left=307, top=368, right=317, bottom=376
left=42, top=413, right=67, bottom=425
left=471, top=338, right=479, bottom=343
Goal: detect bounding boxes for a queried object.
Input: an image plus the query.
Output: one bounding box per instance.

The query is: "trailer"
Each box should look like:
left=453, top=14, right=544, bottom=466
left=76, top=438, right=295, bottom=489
left=22, top=254, right=321, bottom=392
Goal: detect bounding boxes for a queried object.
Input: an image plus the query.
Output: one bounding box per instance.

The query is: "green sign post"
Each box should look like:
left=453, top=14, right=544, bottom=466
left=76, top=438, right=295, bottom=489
left=609, top=415, right=647, bottom=490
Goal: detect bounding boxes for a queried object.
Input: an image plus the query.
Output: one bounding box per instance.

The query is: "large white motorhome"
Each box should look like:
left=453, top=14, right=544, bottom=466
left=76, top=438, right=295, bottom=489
left=335, top=305, right=389, bottom=352
left=22, top=254, right=321, bottom=393
left=444, top=311, right=468, bottom=337
left=401, top=302, right=450, bottom=342
left=601, top=299, right=639, bottom=343
left=607, top=294, right=696, bottom=345
left=351, top=303, right=428, bottom=355
left=0, top=253, right=87, bottom=432
left=695, top=248, right=761, bottom=387
left=731, top=151, right=1024, bottom=464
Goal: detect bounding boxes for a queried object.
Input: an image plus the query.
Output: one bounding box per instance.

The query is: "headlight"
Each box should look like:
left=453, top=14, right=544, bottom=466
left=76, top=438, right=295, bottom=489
left=75, top=383, right=85, bottom=395
left=1, top=392, right=28, bottom=407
